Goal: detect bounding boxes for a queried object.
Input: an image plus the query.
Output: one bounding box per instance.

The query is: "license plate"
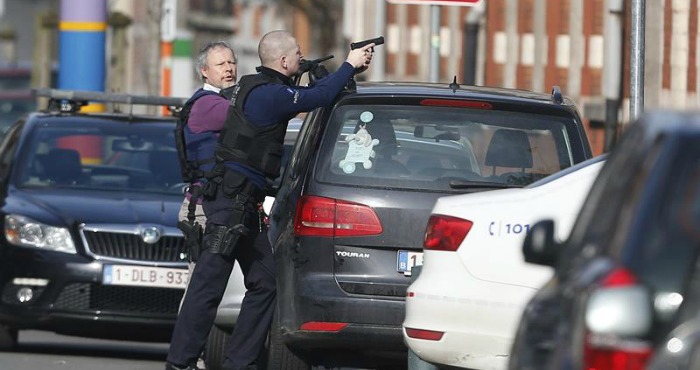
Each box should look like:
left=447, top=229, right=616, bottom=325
left=103, top=265, right=189, bottom=289
left=397, top=250, right=423, bottom=276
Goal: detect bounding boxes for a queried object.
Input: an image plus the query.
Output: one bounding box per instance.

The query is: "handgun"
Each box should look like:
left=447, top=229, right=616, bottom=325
left=350, top=36, right=385, bottom=51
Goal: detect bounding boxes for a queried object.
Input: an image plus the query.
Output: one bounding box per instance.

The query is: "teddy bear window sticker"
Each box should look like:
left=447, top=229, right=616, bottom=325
left=338, top=111, right=380, bottom=174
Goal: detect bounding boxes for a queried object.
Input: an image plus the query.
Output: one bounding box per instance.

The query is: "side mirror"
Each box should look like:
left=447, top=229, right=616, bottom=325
left=522, top=220, right=560, bottom=267
left=586, top=285, right=652, bottom=337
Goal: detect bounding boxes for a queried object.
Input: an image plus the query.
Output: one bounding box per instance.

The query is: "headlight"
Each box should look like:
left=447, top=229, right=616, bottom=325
left=4, top=215, right=76, bottom=254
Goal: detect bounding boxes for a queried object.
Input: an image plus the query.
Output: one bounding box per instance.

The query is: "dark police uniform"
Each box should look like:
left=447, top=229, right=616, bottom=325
left=167, top=63, right=357, bottom=370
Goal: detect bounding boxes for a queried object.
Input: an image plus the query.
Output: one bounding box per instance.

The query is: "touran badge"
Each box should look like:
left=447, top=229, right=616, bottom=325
left=140, top=226, right=162, bottom=244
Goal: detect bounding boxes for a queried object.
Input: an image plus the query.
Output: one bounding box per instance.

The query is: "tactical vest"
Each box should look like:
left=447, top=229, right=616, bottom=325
left=174, top=89, right=221, bottom=183
left=216, top=73, right=291, bottom=180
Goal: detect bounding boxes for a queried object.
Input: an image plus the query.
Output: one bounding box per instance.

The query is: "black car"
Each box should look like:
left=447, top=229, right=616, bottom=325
left=266, top=81, right=593, bottom=369
left=0, top=89, right=189, bottom=349
left=647, top=279, right=700, bottom=370
left=509, top=110, right=700, bottom=370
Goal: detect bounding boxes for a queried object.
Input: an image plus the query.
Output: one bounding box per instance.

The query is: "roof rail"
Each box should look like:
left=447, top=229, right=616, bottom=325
left=449, top=76, right=461, bottom=93
left=33, top=88, right=187, bottom=115
left=551, top=86, right=563, bottom=105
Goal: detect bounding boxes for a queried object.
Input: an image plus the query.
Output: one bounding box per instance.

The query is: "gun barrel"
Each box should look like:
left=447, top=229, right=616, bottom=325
left=310, top=55, right=334, bottom=64
left=350, top=36, right=385, bottom=50
left=298, top=55, right=335, bottom=73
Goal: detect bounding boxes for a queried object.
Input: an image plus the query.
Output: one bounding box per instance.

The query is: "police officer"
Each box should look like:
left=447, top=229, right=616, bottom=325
left=165, top=30, right=374, bottom=370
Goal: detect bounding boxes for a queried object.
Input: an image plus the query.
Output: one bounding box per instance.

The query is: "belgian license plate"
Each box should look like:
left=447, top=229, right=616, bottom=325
left=103, top=265, right=189, bottom=289
left=397, top=250, right=423, bottom=276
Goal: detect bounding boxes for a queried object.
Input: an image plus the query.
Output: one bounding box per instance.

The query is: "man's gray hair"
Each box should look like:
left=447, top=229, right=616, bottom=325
left=195, top=40, right=237, bottom=81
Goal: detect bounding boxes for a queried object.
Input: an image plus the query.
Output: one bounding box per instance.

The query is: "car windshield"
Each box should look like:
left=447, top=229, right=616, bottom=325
left=15, top=118, right=184, bottom=195
left=0, top=96, right=35, bottom=137
left=316, top=104, right=577, bottom=191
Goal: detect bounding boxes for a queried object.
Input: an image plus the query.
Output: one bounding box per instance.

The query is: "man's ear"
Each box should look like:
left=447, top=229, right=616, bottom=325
left=281, top=56, right=288, bottom=69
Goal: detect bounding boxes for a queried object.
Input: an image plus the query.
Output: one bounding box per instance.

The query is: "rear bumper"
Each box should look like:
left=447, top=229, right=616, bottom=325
left=402, top=255, right=539, bottom=368
left=278, top=275, right=408, bottom=366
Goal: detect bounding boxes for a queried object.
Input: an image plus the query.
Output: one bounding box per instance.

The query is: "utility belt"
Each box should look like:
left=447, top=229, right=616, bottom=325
left=197, top=168, right=267, bottom=259
left=219, top=169, right=266, bottom=204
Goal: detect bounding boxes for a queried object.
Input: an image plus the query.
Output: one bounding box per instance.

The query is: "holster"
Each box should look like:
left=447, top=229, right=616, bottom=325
left=177, top=220, right=203, bottom=262
left=203, top=223, right=250, bottom=258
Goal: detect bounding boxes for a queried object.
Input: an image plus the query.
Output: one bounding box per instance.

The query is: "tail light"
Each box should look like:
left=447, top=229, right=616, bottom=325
left=419, top=99, right=493, bottom=109
left=300, top=321, right=348, bottom=332
left=294, top=195, right=383, bottom=237
left=584, top=339, right=652, bottom=370
left=423, top=214, right=472, bottom=251
left=583, top=267, right=653, bottom=370
left=405, top=327, right=445, bottom=341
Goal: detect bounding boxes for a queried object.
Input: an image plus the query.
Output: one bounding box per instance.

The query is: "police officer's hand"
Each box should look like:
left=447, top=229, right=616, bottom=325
left=347, top=44, right=374, bottom=71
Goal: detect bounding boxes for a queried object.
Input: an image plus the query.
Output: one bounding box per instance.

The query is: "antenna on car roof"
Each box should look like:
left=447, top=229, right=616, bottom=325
left=449, top=76, right=460, bottom=93
left=33, top=88, right=187, bottom=116
left=551, top=86, right=563, bottom=105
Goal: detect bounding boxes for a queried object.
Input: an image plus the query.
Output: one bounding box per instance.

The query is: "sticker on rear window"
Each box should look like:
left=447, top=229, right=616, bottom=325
left=360, top=111, right=374, bottom=123
left=339, top=123, right=380, bottom=174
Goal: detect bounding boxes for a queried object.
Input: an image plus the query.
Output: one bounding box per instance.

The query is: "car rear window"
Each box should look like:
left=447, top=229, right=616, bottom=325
left=315, top=104, right=578, bottom=191
left=15, top=119, right=183, bottom=195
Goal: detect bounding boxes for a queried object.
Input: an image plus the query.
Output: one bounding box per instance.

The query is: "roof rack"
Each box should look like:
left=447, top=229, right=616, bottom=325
left=551, top=86, right=563, bottom=105
left=449, top=76, right=461, bottom=93
left=33, top=88, right=187, bottom=115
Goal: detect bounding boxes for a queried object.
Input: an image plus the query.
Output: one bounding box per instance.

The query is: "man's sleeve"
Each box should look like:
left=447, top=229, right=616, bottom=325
left=274, top=62, right=356, bottom=115
left=188, top=95, right=229, bottom=133
left=244, top=62, right=357, bottom=125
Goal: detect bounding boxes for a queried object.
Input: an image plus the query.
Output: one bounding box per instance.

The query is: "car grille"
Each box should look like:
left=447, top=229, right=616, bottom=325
left=82, top=230, right=188, bottom=263
left=54, top=283, right=183, bottom=315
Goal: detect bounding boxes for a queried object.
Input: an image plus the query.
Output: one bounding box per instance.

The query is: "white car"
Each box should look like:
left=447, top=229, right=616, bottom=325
left=402, top=154, right=606, bottom=370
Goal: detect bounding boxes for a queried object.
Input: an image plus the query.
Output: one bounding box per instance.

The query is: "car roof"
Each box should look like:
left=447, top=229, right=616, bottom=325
left=351, top=81, right=574, bottom=107
left=26, top=111, right=177, bottom=124
left=638, top=110, right=700, bottom=134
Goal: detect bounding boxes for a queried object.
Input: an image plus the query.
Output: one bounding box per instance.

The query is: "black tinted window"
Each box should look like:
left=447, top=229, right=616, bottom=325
left=15, top=118, right=182, bottom=195
left=316, top=104, right=578, bottom=191
left=623, top=140, right=700, bottom=294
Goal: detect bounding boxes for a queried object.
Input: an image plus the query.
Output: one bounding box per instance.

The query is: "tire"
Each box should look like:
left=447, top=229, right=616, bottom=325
left=204, top=325, right=231, bottom=370
left=266, top=309, right=310, bottom=370
left=0, top=325, right=18, bottom=351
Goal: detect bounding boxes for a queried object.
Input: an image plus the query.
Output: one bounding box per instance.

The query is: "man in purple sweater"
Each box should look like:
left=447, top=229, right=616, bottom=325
left=178, top=40, right=237, bottom=230
left=173, top=40, right=237, bottom=368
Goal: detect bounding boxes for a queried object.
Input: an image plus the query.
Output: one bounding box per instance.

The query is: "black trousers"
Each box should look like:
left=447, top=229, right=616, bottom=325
left=167, top=192, right=276, bottom=369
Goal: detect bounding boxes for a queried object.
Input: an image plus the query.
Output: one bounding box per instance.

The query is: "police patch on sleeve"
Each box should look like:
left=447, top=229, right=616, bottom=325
left=286, top=87, right=300, bottom=104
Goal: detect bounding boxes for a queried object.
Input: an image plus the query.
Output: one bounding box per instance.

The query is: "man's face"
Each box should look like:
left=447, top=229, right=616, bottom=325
left=283, top=42, right=303, bottom=76
left=202, top=46, right=237, bottom=89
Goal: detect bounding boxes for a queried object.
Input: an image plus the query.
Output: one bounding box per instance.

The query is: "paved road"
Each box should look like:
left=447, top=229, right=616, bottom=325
left=0, top=330, right=168, bottom=370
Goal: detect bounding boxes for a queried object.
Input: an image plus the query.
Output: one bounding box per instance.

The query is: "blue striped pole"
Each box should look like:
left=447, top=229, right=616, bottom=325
left=57, top=0, right=107, bottom=164
left=58, top=0, right=107, bottom=95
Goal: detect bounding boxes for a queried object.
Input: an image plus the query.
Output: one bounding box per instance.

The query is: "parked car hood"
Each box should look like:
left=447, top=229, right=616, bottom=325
left=4, top=187, right=181, bottom=226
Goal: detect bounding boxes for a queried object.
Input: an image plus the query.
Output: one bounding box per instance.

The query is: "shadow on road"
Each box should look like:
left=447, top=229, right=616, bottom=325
left=17, top=330, right=168, bottom=361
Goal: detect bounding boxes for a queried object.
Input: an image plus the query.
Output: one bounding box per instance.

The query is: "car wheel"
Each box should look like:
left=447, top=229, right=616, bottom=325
left=266, top=309, right=310, bottom=370
left=0, top=324, right=18, bottom=351
left=204, top=325, right=231, bottom=370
